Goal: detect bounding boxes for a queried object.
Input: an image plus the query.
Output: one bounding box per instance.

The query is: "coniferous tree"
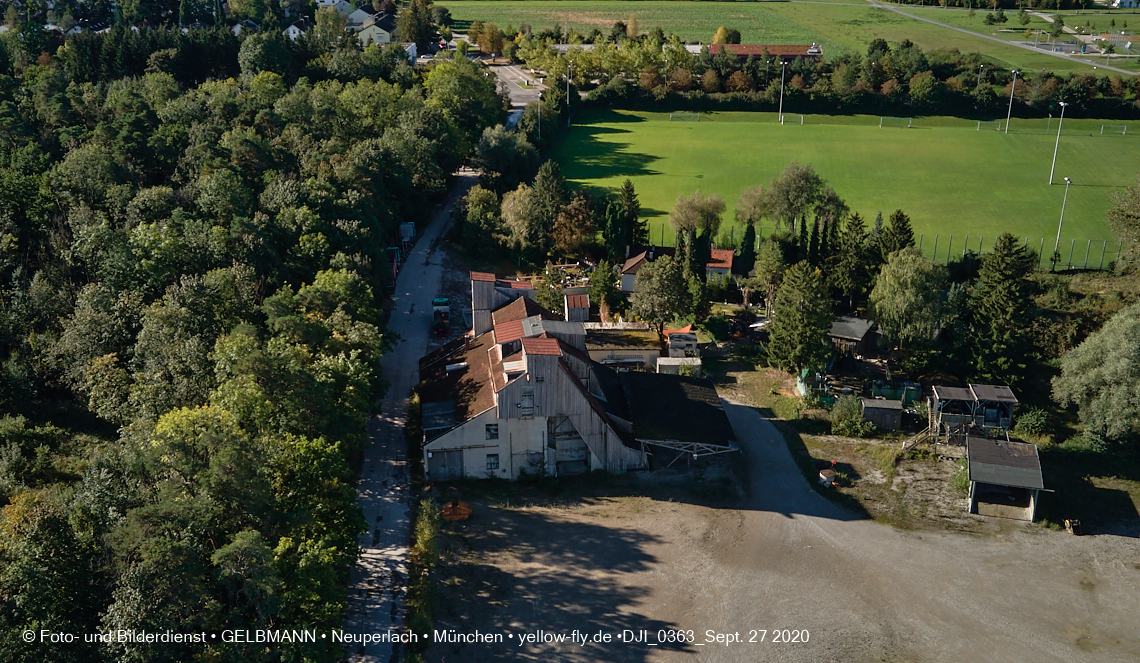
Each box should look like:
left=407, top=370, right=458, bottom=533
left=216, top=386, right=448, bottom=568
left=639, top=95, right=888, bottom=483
left=880, top=208, right=915, bottom=260
left=833, top=212, right=870, bottom=309
left=618, top=179, right=646, bottom=246
left=737, top=223, right=757, bottom=276
left=970, top=233, right=1036, bottom=384
left=766, top=261, right=833, bottom=374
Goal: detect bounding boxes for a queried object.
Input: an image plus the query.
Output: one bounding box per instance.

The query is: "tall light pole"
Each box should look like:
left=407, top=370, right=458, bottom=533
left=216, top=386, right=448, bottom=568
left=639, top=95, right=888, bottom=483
left=1005, top=69, right=1018, bottom=133
left=977, top=63, right=985, bottom=87
left=777, top=60, right=788, bottom=123
left=1053, top=177, right=1072, bottom=270
left=1049, top=101, right=1068, bottom=185
left=566, top=61, right=572, bottom=127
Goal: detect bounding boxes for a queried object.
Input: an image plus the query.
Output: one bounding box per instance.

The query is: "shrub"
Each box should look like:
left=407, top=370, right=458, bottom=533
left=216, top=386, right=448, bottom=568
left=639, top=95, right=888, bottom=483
left=1013, top=407, right=1050, bottom=437
left=830, top=395, right=876, bottom=438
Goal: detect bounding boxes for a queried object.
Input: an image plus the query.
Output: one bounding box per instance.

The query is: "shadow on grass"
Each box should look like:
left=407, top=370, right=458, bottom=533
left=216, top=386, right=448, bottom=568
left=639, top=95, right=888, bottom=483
left=428, top=497, right=694, bottom=662
left=1038, top=445, right=1140, bottom=538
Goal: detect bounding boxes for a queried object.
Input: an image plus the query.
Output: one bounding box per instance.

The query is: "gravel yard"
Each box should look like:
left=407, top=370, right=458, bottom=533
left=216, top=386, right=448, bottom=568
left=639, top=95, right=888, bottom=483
left=423, top=401, right=1140, bottom=663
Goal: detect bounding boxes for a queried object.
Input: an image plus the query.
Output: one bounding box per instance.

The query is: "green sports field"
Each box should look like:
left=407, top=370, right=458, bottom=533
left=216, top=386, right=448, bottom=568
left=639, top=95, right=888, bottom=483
left=555, top=110, right=1140, bottom=263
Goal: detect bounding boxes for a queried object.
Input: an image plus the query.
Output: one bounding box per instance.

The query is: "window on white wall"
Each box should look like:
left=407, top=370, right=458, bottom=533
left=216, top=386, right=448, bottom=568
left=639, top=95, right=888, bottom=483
left=485, top=424, right=499, bottom=440
left=486, top=454, right=499, bottom=470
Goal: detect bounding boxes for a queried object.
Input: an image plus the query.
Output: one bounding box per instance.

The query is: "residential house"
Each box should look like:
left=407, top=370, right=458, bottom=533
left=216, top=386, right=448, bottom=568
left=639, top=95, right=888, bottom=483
left=420, top=273, right=737, bottom=481
left=317, top=0, right=353, bottom=15
left=707, top=249, right=734, bottom=278
left=346, top=6, right=378, bottom=29
left=708, top=43, right=824, bottom=61
left=356, top=12, right=397, bottom=46
left=231, top=19, right=259, bottom=36
left=282, top=17, right=314, bottom=41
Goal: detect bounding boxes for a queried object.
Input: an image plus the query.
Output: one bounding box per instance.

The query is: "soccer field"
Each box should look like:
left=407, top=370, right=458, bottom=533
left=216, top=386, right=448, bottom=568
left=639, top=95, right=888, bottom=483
left=555, top=110, right=1140, bottom=262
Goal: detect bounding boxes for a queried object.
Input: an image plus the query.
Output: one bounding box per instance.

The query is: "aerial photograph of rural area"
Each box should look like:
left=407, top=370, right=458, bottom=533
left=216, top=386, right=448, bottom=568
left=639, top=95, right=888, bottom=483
left=1, top=0, right=1140, bottom=661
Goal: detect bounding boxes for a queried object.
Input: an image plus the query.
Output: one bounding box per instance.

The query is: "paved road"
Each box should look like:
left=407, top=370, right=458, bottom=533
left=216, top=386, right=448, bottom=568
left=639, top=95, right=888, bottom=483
left=867, top=0, right=1137, bottom=76
left=343, top=172, right=478, bottom=663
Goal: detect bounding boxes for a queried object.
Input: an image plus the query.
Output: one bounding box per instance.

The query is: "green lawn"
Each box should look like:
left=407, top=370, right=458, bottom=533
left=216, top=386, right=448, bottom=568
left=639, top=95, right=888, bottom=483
left=440, top=0, right=1107, bottom=74
left=555, top=109, right=1140, bottom=263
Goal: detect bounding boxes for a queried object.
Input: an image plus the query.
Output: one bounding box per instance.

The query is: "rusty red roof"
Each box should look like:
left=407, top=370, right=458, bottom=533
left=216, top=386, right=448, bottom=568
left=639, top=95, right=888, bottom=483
left=708, top=249, right=734, bottom=270
left=492, top=297, right=560, bottom=327
left=470, top=271, right=496, bottom=282
left=709, top=44, right=822, bottom=58
left=521, top=337, right=562, bottom=356
left=566, top=294, right=589, bottom=309
left=498, top=279, right=533, bottom=290
left=494, top=319, right=525, bottom=344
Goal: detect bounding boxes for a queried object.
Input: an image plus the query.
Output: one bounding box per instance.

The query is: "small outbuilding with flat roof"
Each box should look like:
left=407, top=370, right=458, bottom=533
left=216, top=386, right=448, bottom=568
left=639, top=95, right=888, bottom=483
left=966, top=437, right=1045, bottom=522
left=860, top=398, right=903, bottom=431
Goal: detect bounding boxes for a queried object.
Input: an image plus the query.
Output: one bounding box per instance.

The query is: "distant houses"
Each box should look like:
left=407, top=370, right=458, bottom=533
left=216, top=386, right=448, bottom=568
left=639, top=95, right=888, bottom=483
left=707, top=43, right=823, bottom=61
left=620, top=245, right=735, bottom=294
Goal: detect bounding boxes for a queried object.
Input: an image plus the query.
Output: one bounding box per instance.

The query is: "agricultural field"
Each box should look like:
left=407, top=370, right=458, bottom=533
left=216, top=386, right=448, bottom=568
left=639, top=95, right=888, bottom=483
left=555, top=109, right=1140, bottom=264
left=439, top=0, right=1107, bottom=74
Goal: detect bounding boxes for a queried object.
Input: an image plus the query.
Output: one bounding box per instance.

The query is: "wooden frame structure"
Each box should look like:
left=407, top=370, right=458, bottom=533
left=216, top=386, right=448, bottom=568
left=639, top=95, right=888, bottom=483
left=929, top=384, right=1018, bottom=445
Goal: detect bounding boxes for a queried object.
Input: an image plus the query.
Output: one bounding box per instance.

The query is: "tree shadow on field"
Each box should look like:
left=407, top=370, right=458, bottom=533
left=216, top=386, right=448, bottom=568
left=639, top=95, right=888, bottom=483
left=428, top=506, right=694, bottom=662
left=560, top=120, right=660, bottom=182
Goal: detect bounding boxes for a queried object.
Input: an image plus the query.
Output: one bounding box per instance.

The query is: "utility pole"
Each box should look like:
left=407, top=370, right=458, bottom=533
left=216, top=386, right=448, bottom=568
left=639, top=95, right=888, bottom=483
left=1049, top=101, right=1068, bottom=185
left=566, top=62, right=572, bottom=127
left=1005, top=70, right=1018, bottom=133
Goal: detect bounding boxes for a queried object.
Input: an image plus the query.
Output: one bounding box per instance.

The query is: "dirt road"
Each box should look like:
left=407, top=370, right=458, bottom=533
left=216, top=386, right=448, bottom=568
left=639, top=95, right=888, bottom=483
left=343, top=172, right=477, bottom=663
left=428, top=400, right=1140, bottom=662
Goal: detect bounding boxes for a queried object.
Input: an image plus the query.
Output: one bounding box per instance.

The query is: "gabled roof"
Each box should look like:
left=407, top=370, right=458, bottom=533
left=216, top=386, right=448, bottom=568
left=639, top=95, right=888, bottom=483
left=493, top=319, right=525, bottom=344
left=622, top=251, right=650, bottom=275
left=708, top=249, right=734, bottom=270
left=967, top=437, right=1043, bottom=490
left=521, top=337, right=561, bottom=356
left=492, top=296, right=559, bottom=327
left=619, top=372, right=736, bottom=445
left=829, top=316, right=875, bottom=341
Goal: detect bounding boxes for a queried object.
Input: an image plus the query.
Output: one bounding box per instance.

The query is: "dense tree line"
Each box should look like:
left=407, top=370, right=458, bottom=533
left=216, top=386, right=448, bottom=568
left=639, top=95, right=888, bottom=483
left=488, top=23, right=1139, bottom=119
left=0, top=19, right=502, bottom=660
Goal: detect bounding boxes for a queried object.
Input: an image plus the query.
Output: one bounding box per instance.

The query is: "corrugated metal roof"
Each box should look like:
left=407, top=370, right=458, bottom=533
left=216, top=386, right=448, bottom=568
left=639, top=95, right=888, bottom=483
left=968, top=437, right=1043, bottom=490
left=566, top=294, right=589, bottom=309
left=969, top=384, right=1019, bottom=403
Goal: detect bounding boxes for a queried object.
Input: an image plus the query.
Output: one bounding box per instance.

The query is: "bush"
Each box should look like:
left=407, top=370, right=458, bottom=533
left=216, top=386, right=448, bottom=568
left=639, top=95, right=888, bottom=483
left=1013, top=407, right=1050, bottom=437
left=830, top=395, right=876, bottom=438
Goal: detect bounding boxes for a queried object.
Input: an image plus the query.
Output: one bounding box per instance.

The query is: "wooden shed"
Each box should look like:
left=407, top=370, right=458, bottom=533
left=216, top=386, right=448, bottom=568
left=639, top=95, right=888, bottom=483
left=564, top=293, right=590, bottom=322
left=829, top=316, right=876, bottom=355
left=860, top=398, right=903, bottom=431
left=967, top=437, right=1044, bottom=521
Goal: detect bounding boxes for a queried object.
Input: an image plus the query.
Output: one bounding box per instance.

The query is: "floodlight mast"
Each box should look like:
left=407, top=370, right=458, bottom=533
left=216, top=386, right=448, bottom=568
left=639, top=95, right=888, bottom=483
left=1005, top=70, right=1018, bottom=134
left=777, top=60, right=788, bottom=123
left=1054, top=177, right=1072, bottom=269
left=1049, top=101, right=1068, bottom=185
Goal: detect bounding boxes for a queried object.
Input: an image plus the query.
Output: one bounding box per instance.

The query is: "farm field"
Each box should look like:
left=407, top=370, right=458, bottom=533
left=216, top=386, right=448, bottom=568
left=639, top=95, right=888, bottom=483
left=555, top=109, right=1140, bottom=264
left=440, top=0, right=1105, bottom=74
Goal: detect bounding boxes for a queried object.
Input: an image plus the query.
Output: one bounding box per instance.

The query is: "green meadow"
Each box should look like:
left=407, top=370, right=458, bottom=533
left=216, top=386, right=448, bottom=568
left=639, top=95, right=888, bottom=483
left=555, top=110, right=1140, bottom=263
left=439, top=0, right=1108, bottom=74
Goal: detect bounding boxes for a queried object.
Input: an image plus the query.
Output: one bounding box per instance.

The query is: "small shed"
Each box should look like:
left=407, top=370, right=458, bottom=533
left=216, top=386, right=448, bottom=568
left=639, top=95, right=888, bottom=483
left=860, top=398, right=903, bottom=431
left=967, top=437, right=1044, bottom=521
left=829, top=316, right=875, bottom=355
left=969, top=384, right=1018, bottom=430
left=564, top=293, right=590, bottom=322
left=657, top=356, right=702, bottom=375
left=667, top=332, right=700, bottom=358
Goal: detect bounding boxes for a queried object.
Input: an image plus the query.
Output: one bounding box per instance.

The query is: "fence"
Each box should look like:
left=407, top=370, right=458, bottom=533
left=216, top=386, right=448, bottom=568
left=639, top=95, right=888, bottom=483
left=914, top=233, right=1126, bottom=271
